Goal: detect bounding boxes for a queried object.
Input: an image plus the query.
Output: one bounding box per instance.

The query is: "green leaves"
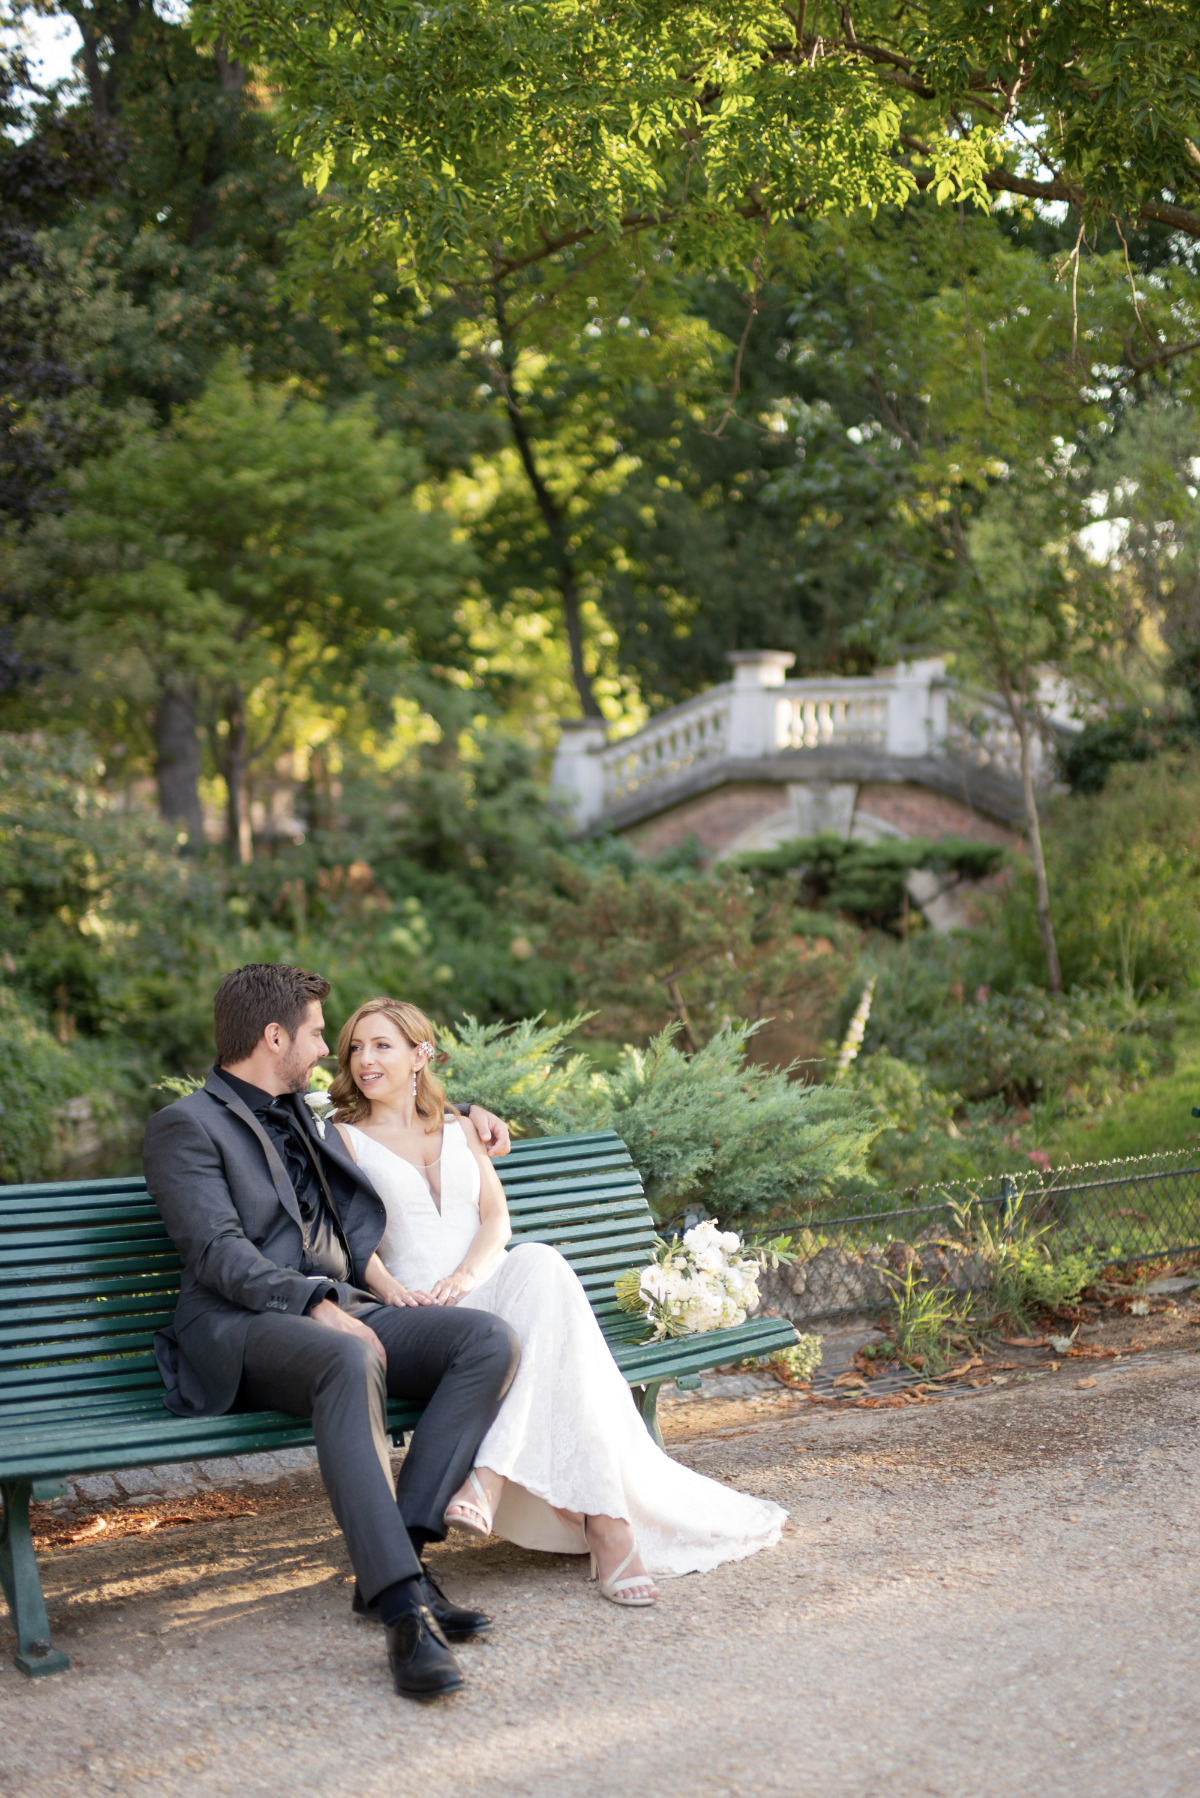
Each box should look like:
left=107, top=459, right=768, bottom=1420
left=22, top=356, right=472, bottom=828
left=436, top=1013, right=880, bottom=1227
left=196, top=0, right=1200, bottom=301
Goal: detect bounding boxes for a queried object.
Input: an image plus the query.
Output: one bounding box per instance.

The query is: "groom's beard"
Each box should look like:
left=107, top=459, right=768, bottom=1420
left=279, top=1046, right=316, bottom=1094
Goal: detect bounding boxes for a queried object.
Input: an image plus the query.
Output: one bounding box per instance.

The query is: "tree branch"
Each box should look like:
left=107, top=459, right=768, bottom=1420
left=902, top=145, right=1200, bottom=241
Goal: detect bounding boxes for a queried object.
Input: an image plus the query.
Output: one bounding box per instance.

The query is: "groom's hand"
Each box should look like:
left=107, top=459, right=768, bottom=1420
left=468, top=1105, right=511, bottom=1159
left=310, top=1298, right=386, bottom=1367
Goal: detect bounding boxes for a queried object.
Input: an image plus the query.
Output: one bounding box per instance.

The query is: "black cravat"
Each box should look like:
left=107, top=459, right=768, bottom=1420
left=218, top=1071, right=351, bottom=1281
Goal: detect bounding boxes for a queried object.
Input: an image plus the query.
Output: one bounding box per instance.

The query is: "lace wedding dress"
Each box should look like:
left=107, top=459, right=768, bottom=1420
left=340, top=1117, right=785, bottom=1577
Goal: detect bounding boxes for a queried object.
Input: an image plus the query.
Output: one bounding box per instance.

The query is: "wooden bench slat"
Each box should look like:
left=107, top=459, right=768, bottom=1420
left=502, top=1131, right=629, bottom=1154
left=0, top=1225, right=177, bottom=1252
left=2, top=1393, right=174, bottom=1429
left=0, top=1369, right=164, bottom=1409
left=5, top=1263, right=176, bottom=1287
left=0, top=1327, right=178, bottom=1365
left=0, top=1299, right=178, bottom=1337
left=615, top=1317, right=799, bottom=1378
left=0, top=1177, right=150, bottom=1201
left=498, top=1157, right=636, bottom=1186
left=510, top=1223, right=656, bottom=1254
left=0, top=1413, right=425, bottom=1481
left=505, top=1193, right=649, bottom=1221
left=1, top=1377, right=164, bottom=1410
left=6, top=1272, right=183, bottom=1304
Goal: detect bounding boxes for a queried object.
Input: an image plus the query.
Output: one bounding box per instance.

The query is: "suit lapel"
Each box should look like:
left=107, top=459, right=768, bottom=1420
left=205, top=1071, right=304, bottom=1231
left=304, top=1106, right=381, bottom=1201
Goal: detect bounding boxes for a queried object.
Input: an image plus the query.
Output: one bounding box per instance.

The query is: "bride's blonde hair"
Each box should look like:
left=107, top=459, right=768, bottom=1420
left=330, top=997, right=457, bottom=1133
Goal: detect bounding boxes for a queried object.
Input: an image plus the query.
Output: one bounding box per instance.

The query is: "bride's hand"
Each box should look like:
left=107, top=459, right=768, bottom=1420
left=369, top=1269, right=433, bottom=1308
left=427, top=1269, right=478, bottom=1307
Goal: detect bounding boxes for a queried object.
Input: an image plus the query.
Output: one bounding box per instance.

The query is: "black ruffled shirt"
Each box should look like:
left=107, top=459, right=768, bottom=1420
left=217, top=1069, right=352, bottom=1289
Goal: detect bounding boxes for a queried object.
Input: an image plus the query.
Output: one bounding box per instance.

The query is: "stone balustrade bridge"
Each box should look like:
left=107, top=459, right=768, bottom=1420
left=551, top=652, right=1055, bottom=878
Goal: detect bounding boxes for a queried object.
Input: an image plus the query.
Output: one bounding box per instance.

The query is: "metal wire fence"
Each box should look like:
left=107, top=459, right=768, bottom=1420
left=776, top=1149, right=1200, bottom=1324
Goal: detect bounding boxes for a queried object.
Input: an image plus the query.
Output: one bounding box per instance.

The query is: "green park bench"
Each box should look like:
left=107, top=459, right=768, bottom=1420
left=0, top=1127, right=799, bottom=1677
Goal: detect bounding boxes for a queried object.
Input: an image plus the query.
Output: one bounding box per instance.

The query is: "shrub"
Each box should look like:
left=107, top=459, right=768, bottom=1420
left=0, top=984, right=135, bottom=1182
left=845, top=1048, right=987, bottom=1186
left=1056, top=708, right=1200, bottom=795
left=954, top=1195, right=1100, bottom=1332
left=438, top=1013, right=596, bottom=1135
left=998, top=754, right=1200, bottom=996
left=516, top=856, right=858, bottom=1051
left=735, top=833, right=1004, bottom=932
left=0, top=730, right=563, bottom=1080
left=864, top=938, right=1174, bottom=1110
left=439, top=1014, right=880, bottom=1229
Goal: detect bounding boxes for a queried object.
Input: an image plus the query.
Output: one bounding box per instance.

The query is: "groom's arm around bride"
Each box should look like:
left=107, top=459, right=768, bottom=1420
left=143, top=960, right=521, bottom=1700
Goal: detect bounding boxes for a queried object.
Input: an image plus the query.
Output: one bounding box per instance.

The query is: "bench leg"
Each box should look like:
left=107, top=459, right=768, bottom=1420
left=634, top=1381, right=665, bottom=1449
left=0, top=1480, right=70, bottom=1677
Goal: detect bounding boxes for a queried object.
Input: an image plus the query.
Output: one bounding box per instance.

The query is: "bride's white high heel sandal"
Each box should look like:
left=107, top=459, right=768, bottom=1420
left=584, top=1522, right=658, bottom=1607
left=444, top=1470, right=493, bottom=1539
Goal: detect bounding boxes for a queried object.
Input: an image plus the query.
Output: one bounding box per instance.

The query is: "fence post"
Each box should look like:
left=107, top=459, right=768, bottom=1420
left=1001, top=1175, right=1016, bottom=1240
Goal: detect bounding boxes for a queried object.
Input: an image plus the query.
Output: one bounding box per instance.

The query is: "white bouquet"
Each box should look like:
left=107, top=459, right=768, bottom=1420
left=616, top=1220, right=764, bottom=1341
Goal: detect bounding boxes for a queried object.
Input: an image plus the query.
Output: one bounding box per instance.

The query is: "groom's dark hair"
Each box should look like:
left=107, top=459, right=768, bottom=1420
left=213, top=963, right=331, bottom=1066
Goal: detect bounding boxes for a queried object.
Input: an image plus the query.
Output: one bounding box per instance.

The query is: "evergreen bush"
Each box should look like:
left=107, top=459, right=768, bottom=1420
left=439, top=1015, right=879, bottom=1229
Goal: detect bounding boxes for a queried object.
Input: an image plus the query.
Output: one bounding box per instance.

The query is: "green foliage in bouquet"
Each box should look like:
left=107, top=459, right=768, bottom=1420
left=764, top=1338, right=824, bottom=1383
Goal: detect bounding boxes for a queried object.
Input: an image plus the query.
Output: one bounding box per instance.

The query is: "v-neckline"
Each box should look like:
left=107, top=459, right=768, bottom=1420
left=356, top=1123, right=451, bottom=1216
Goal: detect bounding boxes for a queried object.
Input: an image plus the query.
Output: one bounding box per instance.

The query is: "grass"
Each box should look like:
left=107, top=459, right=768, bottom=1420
left=1040, top=999, right=1200, bottom=1167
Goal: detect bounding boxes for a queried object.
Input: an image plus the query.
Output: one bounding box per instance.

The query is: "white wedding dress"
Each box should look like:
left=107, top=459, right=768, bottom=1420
left=341, top=1118, right=786, bottom=1577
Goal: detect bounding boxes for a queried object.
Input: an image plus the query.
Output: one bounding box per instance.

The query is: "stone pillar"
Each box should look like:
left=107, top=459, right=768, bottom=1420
left=551, top=718, right=608, bottom=828
left=726, top=650, right=796, bottom=758
left=883, top=658, right=945, bottom=757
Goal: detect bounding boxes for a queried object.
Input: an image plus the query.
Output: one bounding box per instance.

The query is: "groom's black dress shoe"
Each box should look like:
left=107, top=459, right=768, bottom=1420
left=353, top=1568, right=491, bottom=1639
left=386, top=1606, right=464, bottom=1700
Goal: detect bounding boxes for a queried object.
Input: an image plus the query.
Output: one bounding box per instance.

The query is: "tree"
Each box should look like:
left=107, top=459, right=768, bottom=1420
left=752, top=199, right=1160, bottom=991
left=201, top=0, right=1200, bottom=282
left=197, top=0, right=1200, bottom=720
left=25, top=358, right=472, bottom=857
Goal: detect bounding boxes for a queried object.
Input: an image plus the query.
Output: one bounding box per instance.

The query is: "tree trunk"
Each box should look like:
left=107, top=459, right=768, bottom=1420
left=213, top=35, right=246, bottom=92
left=71, top=0, right=143, bottom=127
left=152, top=679, right=205, bottom=851
left=492, top=290, right=603, bottom=719
left=220, top=689, right=254, bottom=865
left=1016, top=705, right=1062, bottom=994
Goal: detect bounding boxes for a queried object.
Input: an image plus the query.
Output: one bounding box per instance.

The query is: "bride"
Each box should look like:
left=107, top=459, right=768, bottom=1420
left=330, top=997, right=786, bottom=1607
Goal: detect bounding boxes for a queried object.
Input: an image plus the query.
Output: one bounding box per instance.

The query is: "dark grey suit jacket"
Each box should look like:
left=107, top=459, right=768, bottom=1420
left=142, top=1071, right=389, bottom=1417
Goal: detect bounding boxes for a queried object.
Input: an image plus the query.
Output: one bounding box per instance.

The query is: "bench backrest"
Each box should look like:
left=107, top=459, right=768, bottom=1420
left=0, top=1131, right=656, bottom=1421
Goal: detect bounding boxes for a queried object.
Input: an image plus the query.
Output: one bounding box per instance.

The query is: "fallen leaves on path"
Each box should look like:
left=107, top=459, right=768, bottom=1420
left=30, top=1484, right=301, bottom=1552
left=934, top=1357, right=985, bottom=1382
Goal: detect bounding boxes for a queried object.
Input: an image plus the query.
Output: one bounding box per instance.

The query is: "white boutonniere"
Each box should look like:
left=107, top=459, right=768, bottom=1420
left=303, top=1088, right=334, bottom=1139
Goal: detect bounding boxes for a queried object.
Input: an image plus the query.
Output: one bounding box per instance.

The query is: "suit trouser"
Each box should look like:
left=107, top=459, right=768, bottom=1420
left=237, top=1301, right=520, bottom=1600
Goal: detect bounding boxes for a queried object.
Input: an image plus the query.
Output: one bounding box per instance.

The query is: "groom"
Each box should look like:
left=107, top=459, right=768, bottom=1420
left=142, top=961, right=521, bottom=1701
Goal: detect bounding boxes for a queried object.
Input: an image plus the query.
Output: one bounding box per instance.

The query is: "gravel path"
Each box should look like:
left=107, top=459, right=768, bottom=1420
left=3, top=1348, right=1198, bottom=1798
